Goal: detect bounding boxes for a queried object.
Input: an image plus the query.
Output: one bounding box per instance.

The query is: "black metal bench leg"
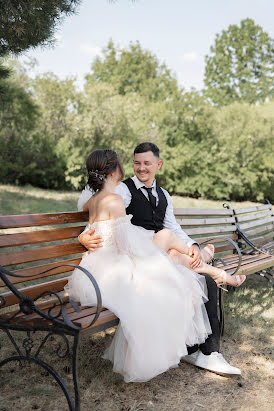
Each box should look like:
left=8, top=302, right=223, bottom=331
left=72, top=332, right=81, bottom=411
left=0, top=328, right=81, bottom=411
left=218, top=288, right=225, bottom=336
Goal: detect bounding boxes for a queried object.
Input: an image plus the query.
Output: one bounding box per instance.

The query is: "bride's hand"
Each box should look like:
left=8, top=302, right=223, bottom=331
left=79, top=229, right=103, bottom=252
left=188, top=245, right=202, bottom=269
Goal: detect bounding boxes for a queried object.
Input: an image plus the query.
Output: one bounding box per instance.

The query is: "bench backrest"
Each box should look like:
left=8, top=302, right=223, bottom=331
left=0, top=212, right=89, bottom=309
left=174, top=207, right=237, bottom=256
left=233, top=203, right=274, bottom=251
left=0, top=207, right=238, bottom=310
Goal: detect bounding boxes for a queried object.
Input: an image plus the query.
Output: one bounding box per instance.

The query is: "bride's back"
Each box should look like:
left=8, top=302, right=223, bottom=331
left=87, top=191, right=124, bottom=224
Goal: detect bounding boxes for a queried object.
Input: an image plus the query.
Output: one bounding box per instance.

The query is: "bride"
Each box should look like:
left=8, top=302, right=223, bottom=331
left=65, top=149, right=241, bottom=382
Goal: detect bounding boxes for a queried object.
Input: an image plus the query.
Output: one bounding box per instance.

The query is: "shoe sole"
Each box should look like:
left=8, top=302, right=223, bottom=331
left=184, top=362, right=241, bottom=376
left=196, top=364, right=241, bottom=376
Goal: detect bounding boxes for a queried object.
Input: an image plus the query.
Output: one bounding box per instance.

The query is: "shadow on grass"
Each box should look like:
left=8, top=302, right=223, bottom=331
left=0, top=188, right=78, bottom=215
left=224, top=274, right=273, bottom=345
left=0, top=274, right=273, bottom=410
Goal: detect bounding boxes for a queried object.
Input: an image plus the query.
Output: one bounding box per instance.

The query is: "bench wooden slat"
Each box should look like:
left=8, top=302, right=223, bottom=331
left=1, top=277, right=69, bottom=308
left=236, top=256, right=274, bottom=276
left=0, top=211, right=89, bottom=229
left=75, top=309, right=118, bottom=329
left=215, top=254, right=274, bottom=273
left=243, top=224, right=274, bottom=237
left=239, top=216, right=274, bottom=231
left=233, top=204, right=271, bottom=215
left=184, top=225, right=236, bottom=236
left=0, top=226, right=86, bottom=248
left=236, top=210, right=272, bottom=223
left=193, top=233, right=238, bottom=244
left=0, top=258, right=82, bottom=287
left=0, top=242, right=85, bottom=267
left=176, top=217, right=236, bottom=226
left=10, top=305, right=102, bottom=326
left=174, top=208, right=233, bottom=216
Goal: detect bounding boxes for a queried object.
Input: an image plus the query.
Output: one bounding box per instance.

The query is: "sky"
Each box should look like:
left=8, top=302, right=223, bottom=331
left=19, top=0, right=274, bottom=91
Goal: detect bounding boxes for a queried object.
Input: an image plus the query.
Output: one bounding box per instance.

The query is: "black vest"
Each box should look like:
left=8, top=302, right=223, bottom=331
left=123, top=178, right=168, bottom=232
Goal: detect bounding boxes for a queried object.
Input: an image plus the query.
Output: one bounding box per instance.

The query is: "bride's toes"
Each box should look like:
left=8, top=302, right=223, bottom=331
left=202, top=244, right=215, bottom=263
left=232, top=275, right=246, bottom=287
left=225, top=274, right=246, bottom=287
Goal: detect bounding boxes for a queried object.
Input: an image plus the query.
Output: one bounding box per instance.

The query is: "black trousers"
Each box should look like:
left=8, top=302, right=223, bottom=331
left=187, top=274, right=220, bottom=355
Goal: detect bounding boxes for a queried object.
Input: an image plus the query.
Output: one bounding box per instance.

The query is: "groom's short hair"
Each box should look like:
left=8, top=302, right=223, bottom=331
left=134, top=142, right=160, bottom=158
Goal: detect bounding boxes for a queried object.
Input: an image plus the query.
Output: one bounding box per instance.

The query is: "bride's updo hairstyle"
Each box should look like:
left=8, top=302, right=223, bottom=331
left=86, top=149, right=124, bottom=192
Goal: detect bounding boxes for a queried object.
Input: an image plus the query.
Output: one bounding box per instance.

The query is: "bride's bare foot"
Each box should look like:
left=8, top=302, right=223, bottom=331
left=216, top=271, right=246, bottom=290
left=201, top=244, right=215, bottom=263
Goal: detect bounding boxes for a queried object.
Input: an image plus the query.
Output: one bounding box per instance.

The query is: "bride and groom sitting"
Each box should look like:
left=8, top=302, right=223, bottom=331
left=77, top=142, right=245, bottom=377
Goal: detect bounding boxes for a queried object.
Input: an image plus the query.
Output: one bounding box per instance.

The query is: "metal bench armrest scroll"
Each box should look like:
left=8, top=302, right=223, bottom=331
left=200, top=237, right=242, bottom=276
left=0, top=264, right=102, bottom=331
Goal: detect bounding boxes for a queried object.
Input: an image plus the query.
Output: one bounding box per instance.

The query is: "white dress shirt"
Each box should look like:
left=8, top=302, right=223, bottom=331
left=78, top=176, right=196, bottom=248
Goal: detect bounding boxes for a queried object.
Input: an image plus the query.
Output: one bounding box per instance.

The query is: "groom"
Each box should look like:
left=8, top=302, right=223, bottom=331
left=78, top=142, right=241, bottom=376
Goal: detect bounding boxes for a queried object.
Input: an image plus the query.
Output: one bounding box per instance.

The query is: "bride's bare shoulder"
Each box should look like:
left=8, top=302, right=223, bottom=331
left=102, top=193, right=125, bottom=218
left=102, top=193, right=123, bottom=202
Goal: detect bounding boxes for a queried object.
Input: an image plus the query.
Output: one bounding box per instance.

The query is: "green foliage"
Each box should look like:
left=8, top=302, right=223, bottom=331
left=62, top=80, right=160, bottom=189
left=0, top=63, right=67, bottom=189
left=0, top=38, right=273, bottom=202
left=204, top=18, right=274, bottom=105
left=87, top=40, right=180, bottom=102
left=0, top=0, right=81, bottom=56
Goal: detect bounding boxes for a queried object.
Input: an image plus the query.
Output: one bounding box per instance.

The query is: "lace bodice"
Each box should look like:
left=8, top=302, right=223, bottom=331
left=90, top=218, right=117, bottom=247
left=90, top=215, right=155, bottom=256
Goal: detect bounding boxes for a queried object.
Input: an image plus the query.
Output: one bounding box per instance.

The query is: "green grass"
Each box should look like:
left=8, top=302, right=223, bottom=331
left=0, top=185, right=273, bottom=410
left=0, top=276, right=273, bottom=410
left=0, top=184, right=261, bottom=215
left=0, top=184, right=80, bottom=214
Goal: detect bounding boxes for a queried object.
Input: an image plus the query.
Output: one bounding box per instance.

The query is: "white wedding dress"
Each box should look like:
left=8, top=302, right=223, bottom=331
left=65, top=215, right=211, bottom=382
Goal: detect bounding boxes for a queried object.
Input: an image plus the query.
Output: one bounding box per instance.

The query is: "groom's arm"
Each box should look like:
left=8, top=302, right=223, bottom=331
left=162, top=190, right=202, bottom=269
left=78, top=182, right=131, bottom=251
left=162, top=189, right=197, bottom=247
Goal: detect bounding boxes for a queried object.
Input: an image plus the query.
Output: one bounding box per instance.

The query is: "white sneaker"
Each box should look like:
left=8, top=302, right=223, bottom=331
left=181, top=350, right=200, bottom=366
left=182, top=350, right=241, bottom=376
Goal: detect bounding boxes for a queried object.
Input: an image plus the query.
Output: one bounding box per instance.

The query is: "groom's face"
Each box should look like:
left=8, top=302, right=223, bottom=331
left=133, top=151, right=162, bottom=187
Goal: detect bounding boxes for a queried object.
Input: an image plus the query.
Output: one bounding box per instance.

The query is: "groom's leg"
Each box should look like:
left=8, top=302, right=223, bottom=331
left=198, top=274, right=220, bottom=354
left=187, top=274, right=220, bottom=355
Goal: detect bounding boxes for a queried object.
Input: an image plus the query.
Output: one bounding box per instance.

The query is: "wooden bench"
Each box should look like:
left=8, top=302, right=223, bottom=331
left=176, top=204, right=274, bottom=279
left=230, top=201, right=274, bottom=282
left=0, top=205, right=273, bottom=410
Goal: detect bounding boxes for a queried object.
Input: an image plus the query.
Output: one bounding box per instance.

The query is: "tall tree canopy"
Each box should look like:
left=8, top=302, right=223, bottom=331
left=204, top=18, right=274, bottom=105
left=0, top=0, right=80, bottom=56
left=87, top=40, right=180, bottom=102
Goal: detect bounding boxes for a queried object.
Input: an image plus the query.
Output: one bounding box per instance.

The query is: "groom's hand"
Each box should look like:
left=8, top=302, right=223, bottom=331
left=188, top=244, right=202, bottom=269
left=79, top=229, right=103, bottom=252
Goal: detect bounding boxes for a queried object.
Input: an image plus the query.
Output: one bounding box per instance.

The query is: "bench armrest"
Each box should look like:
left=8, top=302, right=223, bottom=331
left=200, top=237, right=242, bottom=276
left=0, top=264, right=102, bottom=331
left=236, top=226, right=258, bottom=252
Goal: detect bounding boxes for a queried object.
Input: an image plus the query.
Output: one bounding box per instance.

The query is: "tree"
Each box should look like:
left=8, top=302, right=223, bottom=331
left=86, top=40, right=180, bottom=102
left=0, top=0, right=81, bottom=56
left=204, top=19, right=274, bottom=105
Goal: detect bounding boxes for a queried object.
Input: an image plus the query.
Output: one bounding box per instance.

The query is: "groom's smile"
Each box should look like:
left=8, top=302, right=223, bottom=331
left=133, top=151, right=162, bottom=187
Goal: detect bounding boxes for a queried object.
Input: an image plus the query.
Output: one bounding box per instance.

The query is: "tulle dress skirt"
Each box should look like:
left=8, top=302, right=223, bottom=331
left=65, top=215, right=211, bottom=382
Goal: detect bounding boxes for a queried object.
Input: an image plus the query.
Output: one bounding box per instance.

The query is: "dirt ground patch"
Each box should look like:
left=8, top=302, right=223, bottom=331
left=0, top=275, right=273, bottom=411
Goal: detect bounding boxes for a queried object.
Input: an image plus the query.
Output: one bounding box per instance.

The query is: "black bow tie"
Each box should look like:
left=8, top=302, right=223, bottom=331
left=142, top=186, right=157, bottom=209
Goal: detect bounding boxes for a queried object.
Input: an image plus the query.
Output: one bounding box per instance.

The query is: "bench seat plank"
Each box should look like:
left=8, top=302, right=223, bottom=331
left=1, top=277, right=69, bottom=308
